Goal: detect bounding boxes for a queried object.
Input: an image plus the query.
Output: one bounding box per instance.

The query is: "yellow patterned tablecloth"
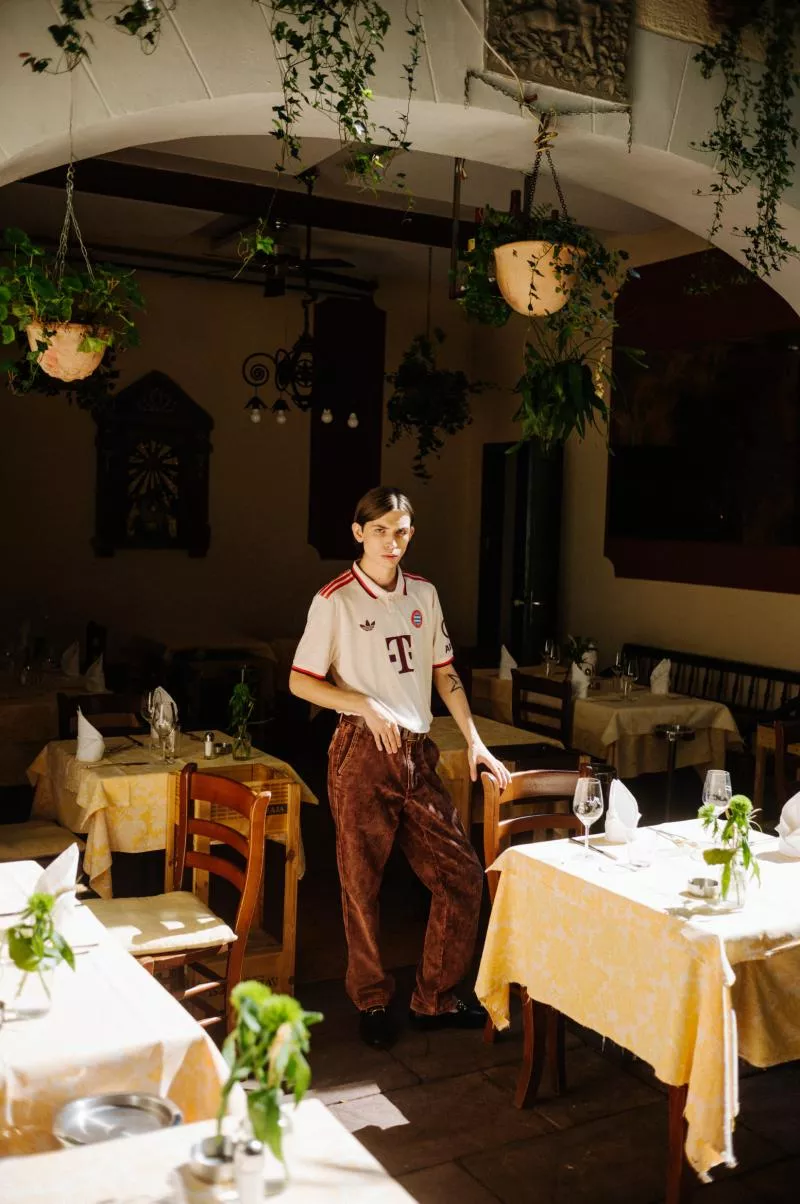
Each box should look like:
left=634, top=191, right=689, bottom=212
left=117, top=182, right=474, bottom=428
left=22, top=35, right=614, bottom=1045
left=0, top=861, right=233, bottom=1155
left=28, top=734, right=317, bottom=898
left=475, top=821, right=800, bottom=1180
left=471, top=669, right=742, bottom=778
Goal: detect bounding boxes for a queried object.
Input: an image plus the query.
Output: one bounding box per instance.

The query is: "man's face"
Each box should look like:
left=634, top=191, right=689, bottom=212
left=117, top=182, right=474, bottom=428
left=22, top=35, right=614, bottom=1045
left=352, top=508, right=414, bottom=569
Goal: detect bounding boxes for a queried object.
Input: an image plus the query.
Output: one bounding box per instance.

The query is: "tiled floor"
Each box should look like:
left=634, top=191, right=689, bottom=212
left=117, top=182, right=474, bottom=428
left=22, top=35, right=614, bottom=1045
left=300, top=974, right=798, bottom=1204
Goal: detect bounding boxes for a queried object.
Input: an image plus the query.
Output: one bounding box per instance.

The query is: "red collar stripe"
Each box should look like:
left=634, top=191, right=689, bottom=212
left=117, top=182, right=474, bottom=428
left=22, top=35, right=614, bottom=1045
left=351, top=565, right=378, bottom=598
left=404, top=572, right=430, bottom=584
left=320, top=571, right=354, bottom=598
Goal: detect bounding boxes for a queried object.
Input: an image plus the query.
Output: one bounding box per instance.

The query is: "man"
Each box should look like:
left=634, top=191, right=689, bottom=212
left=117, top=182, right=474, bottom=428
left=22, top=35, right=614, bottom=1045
left=290, top=485, right=510, bottom=1048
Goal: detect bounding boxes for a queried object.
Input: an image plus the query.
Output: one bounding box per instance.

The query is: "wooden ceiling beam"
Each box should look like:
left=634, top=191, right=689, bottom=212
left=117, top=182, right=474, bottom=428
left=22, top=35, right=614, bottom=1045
left=24, top=159, right=475, bottom=249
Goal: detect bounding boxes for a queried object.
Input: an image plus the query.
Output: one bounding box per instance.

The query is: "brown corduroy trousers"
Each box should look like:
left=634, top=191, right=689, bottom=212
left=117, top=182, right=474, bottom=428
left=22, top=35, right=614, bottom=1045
left=327, top=716, right=484, bottom=1015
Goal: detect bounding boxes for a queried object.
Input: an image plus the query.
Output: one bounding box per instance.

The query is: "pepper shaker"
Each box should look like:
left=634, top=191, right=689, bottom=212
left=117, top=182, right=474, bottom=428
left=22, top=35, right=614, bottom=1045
left=234, top=1137, right=264, bottom=1204
left=203, top=731, right=215, bottom=759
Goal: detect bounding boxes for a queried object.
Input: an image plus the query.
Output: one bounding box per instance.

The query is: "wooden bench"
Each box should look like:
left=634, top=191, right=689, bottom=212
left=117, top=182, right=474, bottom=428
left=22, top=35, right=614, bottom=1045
left=622, top=643, right=800, bottom=741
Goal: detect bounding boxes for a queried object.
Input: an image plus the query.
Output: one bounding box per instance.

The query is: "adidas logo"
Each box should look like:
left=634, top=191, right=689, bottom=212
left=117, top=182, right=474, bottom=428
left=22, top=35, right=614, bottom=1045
left=360, top=620, right=375, bottom=631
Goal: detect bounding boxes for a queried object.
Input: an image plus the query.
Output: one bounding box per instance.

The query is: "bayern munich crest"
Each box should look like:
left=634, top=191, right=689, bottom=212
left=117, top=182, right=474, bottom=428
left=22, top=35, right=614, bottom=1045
left=411, top=609, right=423, bottom=628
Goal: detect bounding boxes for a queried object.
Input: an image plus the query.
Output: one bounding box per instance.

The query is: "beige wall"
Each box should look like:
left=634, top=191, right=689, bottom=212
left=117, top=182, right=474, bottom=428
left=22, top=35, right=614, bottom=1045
left=3, top=223, right=799, bottom=669
left=0, top=247, right=511, bottom=652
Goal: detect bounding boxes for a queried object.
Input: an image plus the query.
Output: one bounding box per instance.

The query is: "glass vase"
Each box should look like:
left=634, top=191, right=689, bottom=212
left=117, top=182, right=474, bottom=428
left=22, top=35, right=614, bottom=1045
left=232, top=730, right=252, bottom=761
left=0, top=964, right=54, bottom=1020
left=728, top=856, right=748, bottom=910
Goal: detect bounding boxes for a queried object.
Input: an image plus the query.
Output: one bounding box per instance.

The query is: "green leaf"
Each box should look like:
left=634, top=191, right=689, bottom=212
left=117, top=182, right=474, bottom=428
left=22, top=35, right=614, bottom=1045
left=703, top=847, right=735, bottom=866
left=1, top=325, right=15, bottom=345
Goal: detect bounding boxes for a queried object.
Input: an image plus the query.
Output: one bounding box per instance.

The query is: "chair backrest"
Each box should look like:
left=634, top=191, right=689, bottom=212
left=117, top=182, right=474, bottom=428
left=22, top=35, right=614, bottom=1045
left=57, top=691, right=148, bottom=739
left=511, top=669, right=572, bottom=746
left=482, top=768, right=582, bottom=899
left=773, top=719, right=800, bottom=810
left=174, top=764, right=268, bottom=987
left=85, top=620, right=107, bottom=672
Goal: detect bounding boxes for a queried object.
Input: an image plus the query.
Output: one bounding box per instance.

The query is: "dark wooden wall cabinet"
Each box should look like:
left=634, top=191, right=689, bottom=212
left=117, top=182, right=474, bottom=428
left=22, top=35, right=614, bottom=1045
left=608, top=250, right=800, bottom=594
left=307, top=298, right=386, bottom=561
left=93, top=371, right=212, bottom=557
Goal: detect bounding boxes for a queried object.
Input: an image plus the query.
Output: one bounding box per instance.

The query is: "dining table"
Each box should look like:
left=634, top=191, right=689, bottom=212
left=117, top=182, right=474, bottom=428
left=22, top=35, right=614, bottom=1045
left=0, top=672, right=96, bottom=789
left=471, top=666, right=742, bottom=778
left=0, top=859, right=232, bottom=1158
left=430, top=714, right=560, bottom=829
left=0, top=1098, right=416, bottom=1203
left=475, top=818, right=800, bottom=1201
left=27, top=732, right=317, bottom=898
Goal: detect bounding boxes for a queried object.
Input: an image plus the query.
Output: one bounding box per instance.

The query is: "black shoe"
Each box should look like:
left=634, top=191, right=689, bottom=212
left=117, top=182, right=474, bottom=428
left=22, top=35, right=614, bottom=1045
left=359, top=1005, right=395, bottom=1049
left=409, top=998, right=488, bottom=1031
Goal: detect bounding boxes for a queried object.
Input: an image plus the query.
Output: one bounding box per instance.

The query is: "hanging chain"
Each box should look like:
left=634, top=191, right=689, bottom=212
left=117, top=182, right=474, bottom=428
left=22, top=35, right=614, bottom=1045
left=55, top=75, right=94, bottom=286
left=55, top=161, right=95, bottom=285
left=524, top=114, right=568, bottom=221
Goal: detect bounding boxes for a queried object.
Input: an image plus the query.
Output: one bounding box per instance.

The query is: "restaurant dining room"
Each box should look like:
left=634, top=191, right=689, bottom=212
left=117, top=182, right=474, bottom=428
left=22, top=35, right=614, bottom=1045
left=1, top=3, right=800, bottom=1203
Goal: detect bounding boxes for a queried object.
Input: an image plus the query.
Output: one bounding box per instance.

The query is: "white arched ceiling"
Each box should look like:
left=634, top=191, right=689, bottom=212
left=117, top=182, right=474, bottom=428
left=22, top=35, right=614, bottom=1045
left=2, top=0, right=800, bottom=311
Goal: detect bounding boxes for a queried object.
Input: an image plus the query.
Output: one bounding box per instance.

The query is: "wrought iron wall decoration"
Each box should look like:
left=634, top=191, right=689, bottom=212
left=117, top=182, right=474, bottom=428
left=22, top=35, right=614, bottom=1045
left=93, top=370, right=212, bottom=557
left=485, top=0, right=634, bottom=103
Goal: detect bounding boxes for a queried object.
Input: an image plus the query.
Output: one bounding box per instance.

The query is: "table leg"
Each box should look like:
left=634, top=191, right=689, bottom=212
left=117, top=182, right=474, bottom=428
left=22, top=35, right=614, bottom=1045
left=665, top=739, right=677, bottom=822
left=753, top=740, right=767, bottom=814
left=514, top=991, right=548, bottom=1109
left=666, top=1083, right=692, bottom=1204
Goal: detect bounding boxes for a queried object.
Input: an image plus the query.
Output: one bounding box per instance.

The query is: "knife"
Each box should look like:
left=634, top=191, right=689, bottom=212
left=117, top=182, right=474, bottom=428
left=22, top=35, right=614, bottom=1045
left=568, top=835, right=631, bottom=866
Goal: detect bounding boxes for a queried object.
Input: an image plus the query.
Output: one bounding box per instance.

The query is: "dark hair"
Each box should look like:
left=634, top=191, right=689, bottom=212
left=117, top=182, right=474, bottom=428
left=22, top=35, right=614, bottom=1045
left=353, top=486, right=414, bottom=527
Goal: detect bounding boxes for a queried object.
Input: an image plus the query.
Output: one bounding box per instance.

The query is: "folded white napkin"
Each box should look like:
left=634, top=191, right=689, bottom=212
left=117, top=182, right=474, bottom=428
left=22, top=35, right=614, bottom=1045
left=776, top=792, right=800, bottom=858
left=76, top=707, right=105, bottom=763
left=498, top=645, right=517, bottom=681
left=84, top=654, right=106, bottom=692
left=60, top=640, right=81, bottom=677
left=152, top=685, right=179, bottom=722
left=605, top=779, right=641, bottom=843
left=34, top=842, right=80, bottom=935
left=650, top=658, right=671, bottom=695
left=570, top=661, right=589, bottom=700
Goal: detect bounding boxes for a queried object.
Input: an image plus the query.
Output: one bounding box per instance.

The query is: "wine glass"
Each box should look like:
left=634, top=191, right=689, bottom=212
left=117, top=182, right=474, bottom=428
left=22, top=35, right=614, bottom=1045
left=610, top=649, right=624, bottom=692
left=703, top=769, right=732, bottom=817
left=623, top=658, right=639, bottom=700
left=152, top=699, right=176, bottom=763
left=543, top=638, right=556, bottom=677
left=573, top=777, right=604, bottom=857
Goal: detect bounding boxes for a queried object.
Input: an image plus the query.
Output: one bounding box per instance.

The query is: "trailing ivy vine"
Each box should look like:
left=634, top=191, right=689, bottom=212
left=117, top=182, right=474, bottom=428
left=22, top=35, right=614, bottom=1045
left=260, top=1, right=423, bottom=189
left=386, top=329, right=486, bottom=480
left=694, top=1, right=800, bottom=277
left=20, top=1, right=172, bottom=72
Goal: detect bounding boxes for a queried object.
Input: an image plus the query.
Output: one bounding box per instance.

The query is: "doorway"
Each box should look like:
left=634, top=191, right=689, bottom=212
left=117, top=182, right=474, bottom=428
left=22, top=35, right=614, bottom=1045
left=476, top=440, right=563, bottom=665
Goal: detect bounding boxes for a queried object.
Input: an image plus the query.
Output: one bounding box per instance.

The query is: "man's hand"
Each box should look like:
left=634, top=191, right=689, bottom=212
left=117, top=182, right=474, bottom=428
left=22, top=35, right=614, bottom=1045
left=468, top=741, right=511, bottom=790
left=361, top=697, right=402, bottom=754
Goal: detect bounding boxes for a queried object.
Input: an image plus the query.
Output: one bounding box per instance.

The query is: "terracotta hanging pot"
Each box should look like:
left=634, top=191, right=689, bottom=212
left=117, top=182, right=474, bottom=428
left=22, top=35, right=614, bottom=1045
left=493, top=241, right=581, bottom=317
left=25, top=321, right=108, bottom=382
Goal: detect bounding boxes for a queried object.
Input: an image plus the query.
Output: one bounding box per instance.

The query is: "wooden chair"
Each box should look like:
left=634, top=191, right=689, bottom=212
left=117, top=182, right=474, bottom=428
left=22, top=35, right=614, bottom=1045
left=773, top=719, right=800, bottom=811
left=482, top=768, right=583, bottom=1109
left=511, top=669, right=573, bottom=747
left=57, top=692, right=148, bottom=740
left=87, top=764, right=268, bottom=1032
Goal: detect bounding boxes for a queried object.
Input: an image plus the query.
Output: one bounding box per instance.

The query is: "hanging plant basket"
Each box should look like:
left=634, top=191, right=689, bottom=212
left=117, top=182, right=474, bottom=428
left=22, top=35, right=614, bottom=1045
left=25, top=321, right=109, bottom=382
left=493, top=240, right=582, bottom=317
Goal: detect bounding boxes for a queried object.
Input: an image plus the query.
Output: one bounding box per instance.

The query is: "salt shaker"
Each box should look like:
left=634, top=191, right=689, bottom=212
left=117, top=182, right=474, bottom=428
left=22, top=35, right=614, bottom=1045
left=203, top=731, right=215, bottom=759
left=234, top=1137, right=264, bottom=1204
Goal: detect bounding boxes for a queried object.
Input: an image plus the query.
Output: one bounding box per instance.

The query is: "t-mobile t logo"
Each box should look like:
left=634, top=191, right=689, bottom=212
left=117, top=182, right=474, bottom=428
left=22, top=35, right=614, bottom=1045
left=386, top=634, right=414, bottom=674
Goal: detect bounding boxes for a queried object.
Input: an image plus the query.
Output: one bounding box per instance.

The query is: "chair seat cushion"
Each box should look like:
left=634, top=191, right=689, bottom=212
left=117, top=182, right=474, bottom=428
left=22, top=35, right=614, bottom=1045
left=86, top=891, right=236, bottom=955
left=0, top=821, right=84, bottom=863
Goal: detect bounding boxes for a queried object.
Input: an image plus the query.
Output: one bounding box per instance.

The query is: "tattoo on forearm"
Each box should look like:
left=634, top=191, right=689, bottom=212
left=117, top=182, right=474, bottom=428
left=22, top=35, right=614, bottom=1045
left=446, top=672, right=464, bottom=695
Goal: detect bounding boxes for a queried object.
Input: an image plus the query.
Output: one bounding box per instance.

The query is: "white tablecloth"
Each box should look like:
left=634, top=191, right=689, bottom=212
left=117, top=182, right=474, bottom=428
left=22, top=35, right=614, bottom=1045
left=0, top=861, right=230, bottom=1155
left=0, top=1101, right=415, bottom=1203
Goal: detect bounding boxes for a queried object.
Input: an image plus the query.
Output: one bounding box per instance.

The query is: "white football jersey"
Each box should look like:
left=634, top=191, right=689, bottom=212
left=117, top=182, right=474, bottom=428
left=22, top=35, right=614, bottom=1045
left=292, top=562, right=454, bottom=732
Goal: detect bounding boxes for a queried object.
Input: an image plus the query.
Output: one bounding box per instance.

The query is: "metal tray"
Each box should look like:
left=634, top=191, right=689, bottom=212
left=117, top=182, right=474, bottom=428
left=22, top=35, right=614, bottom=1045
left=53, top=1093, right=183, bottom=1147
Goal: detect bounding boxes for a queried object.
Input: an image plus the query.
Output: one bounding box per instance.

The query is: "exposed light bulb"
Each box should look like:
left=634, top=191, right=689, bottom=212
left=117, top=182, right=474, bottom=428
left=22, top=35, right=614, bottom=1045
left=249, top=408, right=262, bottom=424
left=321, top=408, right=334, bottom=424
left=275, top=410, right=288, bottom=425
left=347, top=412, right=359, bottom=429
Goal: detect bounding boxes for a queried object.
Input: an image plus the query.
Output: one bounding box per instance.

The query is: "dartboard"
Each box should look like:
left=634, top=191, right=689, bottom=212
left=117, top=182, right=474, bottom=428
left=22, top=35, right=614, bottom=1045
left=127, top=439, right=179, bottom=504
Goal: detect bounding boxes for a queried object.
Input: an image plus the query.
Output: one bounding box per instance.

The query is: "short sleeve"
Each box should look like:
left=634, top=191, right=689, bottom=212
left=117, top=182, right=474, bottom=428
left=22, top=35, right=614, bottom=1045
left=431, top=588, right=454, bottom=668
left=292, top=593, right=336, bottom=680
